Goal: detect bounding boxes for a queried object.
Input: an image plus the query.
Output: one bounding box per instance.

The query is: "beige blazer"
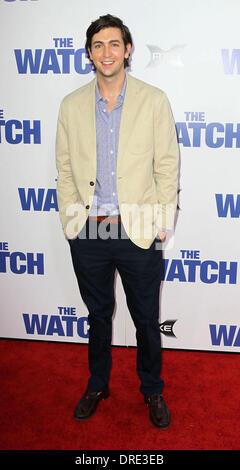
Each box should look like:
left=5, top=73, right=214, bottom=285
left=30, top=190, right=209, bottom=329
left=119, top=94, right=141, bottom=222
left=56, top=73, right=179, bottom=248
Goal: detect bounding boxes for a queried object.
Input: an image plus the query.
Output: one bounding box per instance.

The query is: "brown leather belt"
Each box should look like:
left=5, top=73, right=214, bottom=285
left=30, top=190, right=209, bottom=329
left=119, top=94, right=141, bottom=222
left=88, top=215, right=121, bottom=224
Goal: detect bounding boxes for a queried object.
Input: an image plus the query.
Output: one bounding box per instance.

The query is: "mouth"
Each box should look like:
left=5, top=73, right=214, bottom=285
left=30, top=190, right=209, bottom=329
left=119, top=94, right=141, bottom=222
left=102, top=61, right=114, bottom=66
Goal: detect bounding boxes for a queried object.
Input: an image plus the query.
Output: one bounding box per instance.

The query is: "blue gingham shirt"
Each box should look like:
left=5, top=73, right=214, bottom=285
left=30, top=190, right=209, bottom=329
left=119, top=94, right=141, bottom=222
left=89, top=75, right=127, bottom=216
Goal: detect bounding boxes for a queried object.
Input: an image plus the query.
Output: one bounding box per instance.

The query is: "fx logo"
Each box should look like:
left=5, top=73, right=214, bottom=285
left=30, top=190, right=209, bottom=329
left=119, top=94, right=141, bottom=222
left=146, top=45, right=185, bottom=68
left=159, top=320, right=177, bottom=337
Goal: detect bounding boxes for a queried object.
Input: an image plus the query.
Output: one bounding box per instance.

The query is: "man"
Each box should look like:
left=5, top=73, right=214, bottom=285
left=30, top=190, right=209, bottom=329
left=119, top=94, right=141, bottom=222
left=56, top=14, right=179, bottom=430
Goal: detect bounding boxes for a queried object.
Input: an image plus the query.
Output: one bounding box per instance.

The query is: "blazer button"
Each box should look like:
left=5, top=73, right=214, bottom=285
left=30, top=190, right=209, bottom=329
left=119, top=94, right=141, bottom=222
left=90, top=181, right=94, bottom=186
left=86, top=205, right=90, bottom=209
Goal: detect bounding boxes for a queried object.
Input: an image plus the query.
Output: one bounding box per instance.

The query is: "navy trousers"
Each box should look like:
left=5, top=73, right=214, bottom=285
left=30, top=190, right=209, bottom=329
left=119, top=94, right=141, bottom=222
left=68, top=220, right=164, bottom=397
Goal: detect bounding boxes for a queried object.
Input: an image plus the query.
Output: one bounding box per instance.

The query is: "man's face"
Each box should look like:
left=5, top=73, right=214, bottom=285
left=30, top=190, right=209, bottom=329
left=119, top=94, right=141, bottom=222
left=88, top=27, right=131, bottom=79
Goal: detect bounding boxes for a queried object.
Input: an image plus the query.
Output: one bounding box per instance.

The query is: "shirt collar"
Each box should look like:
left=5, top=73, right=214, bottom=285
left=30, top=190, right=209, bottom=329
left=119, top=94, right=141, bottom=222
left=95, top=73, right=127, bottom=104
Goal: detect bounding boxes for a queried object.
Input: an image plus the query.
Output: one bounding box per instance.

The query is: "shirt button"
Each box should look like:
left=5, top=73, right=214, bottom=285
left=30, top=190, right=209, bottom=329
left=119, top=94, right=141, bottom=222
left=113, top=192, right=115, bottom=196
left=86, top=205, right=90, bottom=209
left=110, top=150, right=114, bottom=154
left=110, top=129, right=113, bottom=133
left=111, top=171, right=115, bottom=175
left=90, top=181, right=94, bottom=186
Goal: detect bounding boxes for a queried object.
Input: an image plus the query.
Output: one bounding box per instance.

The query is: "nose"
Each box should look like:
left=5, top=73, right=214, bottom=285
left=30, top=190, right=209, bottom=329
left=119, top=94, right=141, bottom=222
left=103, top=44, right=111, bottom=57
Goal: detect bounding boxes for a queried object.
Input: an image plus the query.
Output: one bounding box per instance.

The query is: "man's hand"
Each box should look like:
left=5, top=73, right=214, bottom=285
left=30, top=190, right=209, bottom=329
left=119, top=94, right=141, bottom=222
left=157, top=230, right=167, bottom=242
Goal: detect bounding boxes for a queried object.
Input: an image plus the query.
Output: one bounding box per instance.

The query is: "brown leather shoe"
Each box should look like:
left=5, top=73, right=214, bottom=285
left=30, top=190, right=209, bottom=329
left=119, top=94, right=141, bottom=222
left=74, top=385, right=109, bottom=421
left=144, top=394, right=170, bottom=429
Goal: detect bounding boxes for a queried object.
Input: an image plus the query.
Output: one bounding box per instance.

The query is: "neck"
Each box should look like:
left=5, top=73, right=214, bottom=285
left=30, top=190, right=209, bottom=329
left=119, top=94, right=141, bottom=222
left=97, top=70, right=126, bottom=101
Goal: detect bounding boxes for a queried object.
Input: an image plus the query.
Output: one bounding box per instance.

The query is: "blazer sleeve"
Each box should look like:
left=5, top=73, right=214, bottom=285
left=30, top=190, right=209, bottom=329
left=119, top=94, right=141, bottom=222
left=153, top=91, right=179, bottom=230
left=55, top=100, right=79, bottom=238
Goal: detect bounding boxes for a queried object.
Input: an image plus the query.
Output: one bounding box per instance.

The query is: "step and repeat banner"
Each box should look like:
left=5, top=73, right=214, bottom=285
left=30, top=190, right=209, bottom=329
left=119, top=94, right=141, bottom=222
left=1, top=0, right=240, bottom=353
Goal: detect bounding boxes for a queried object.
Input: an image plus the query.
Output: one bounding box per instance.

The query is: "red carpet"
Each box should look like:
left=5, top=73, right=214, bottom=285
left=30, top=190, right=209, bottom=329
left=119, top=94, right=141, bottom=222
left=0, top=339, right=240, bottom=451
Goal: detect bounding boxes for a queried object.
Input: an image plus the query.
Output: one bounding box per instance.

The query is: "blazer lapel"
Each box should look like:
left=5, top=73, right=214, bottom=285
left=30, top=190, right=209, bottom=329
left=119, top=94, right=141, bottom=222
left=75, top=76, right=97, bottom=172
left=117, top=73, right=141, bottom=168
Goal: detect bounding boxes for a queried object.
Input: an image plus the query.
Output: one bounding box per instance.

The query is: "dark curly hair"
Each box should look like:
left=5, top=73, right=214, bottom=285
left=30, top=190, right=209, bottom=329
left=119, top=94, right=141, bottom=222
left=85, top=14, right=133, bottom=71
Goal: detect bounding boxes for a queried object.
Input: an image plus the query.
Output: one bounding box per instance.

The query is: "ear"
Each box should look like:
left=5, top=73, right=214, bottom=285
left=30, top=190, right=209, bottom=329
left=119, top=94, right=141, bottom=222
left=124, top=43, right=132, bottom=59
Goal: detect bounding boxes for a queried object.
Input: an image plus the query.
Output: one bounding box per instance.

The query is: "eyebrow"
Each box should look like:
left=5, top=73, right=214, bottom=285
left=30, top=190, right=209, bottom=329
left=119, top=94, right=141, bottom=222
left=92, top=39, right=121, bottom=45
